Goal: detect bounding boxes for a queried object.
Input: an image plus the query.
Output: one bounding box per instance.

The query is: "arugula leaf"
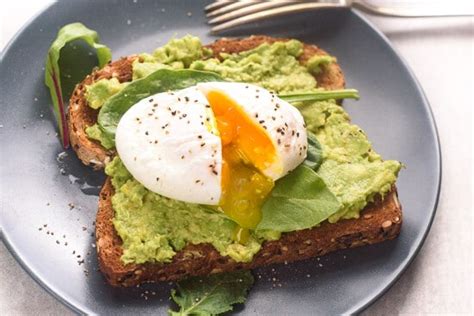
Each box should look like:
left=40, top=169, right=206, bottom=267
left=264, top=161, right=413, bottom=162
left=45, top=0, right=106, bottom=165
left=257, top=165, right=341, bottom=232
left=279, top=89, right=359, bottom=103
left=303, top=132, right=323, bottom=171
left=97, top=69, right=225, bottom=146
left=169, top=270, right=254, bottom=316
left=45, top=22, right=111, bottom=148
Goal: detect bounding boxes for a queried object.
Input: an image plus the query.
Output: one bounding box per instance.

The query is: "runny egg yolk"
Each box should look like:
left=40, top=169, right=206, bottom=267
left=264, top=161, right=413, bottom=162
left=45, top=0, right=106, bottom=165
left=207, top=91, right=275, bottom=242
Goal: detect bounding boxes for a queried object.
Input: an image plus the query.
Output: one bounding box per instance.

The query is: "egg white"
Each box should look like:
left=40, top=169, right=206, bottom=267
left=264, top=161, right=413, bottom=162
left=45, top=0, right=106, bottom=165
left=115, top=87, right=222, bottom=205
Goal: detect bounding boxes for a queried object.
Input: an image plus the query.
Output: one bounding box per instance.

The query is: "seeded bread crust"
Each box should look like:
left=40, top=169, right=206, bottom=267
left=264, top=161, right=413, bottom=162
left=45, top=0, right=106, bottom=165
left=67, top=35, right=345, bottom=169
left=96, top=179, right=401, bottom=287
left=68, top=55, right=137, bottom=169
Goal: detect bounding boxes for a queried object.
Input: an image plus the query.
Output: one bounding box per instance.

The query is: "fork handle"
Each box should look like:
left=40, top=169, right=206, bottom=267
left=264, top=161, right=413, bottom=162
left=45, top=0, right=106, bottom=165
left=353, top=0, right=474, bottom=17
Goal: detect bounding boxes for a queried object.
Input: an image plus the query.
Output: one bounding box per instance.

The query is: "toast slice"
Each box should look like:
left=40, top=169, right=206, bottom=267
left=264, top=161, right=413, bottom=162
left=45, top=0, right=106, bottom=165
left=68, top=36, right=400, bottom=286
left=68, top=35, right=345, bottom=169
left=96, top=179, right=401, bottom=287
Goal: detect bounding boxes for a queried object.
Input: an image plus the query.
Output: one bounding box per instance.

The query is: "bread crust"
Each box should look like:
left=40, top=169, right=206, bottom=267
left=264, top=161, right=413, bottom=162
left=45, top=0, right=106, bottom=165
left=68, top=56, right=137, bottom=169
left=96, top=179, right=401, bottom=287
left=67, top=36, right=345, bottom=169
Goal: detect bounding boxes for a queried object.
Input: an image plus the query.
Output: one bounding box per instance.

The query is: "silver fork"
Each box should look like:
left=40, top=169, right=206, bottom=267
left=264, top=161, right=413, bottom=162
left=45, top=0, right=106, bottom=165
left=206, top=0, right=474, bottom=33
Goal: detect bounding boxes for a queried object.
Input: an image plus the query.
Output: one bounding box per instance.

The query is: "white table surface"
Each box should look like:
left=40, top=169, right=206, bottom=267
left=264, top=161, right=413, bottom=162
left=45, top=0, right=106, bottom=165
left=1, top=1, right=473, bottom=315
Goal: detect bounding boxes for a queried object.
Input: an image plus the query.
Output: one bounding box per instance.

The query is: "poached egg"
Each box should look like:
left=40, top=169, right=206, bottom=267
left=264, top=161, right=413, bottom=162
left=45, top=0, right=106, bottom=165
left=116, top=82, right=307, bottom=233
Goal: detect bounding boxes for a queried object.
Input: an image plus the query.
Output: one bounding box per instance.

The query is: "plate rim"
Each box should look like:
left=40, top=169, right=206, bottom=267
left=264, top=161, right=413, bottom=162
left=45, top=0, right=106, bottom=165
left=345, top=9, right=442, bottom=314
left=0, top=4, right=442, bottom=315
left=0, top=0, right=88, bottom=314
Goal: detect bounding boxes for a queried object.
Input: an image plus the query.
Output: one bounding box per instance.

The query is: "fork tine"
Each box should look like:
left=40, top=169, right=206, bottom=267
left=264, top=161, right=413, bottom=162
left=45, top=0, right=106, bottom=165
left=204, top=0, right=233, bottom=12
left=211, top=2, right=347, bottom=33
left=206, top=1, right=258, bottom=18
left=208, top=2, right=288, bottom=25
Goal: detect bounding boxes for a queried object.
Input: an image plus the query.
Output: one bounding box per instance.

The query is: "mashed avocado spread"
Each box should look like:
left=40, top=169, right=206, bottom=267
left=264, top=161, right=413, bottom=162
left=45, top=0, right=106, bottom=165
left=89, top=36, right=401, bottom=264
left=106, top=158, right=262, bottom=263
left=84, top=77, right=127, bottom=109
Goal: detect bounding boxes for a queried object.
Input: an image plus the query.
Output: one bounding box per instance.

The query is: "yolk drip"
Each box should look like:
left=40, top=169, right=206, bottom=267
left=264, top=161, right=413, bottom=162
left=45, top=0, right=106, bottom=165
left=207, top=91, right=275, bottom=242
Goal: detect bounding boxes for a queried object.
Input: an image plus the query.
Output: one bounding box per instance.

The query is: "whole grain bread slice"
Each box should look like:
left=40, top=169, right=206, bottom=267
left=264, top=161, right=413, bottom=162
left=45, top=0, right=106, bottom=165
left=96, top=179, right=401, bottom=287
left=69, top=35, right=400, bottom=286
left=68, top=35, right=345, bottom=169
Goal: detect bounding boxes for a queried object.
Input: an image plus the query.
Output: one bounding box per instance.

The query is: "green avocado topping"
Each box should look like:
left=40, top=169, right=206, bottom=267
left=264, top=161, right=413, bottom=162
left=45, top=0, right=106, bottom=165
left=132, top=34, right=213, bottom=80
left=84, top=124, right=115, bottom=149
left=306, top=55, right=337, bottom=75
left=84, top=77, right=127, bottom=109
left=190, top=40, right=316, bottom=93
left=106, top=158, right=262, bottom=263
left=294, top=100, right=401, bottom=222
left=86, top=35, right=401, bottom=264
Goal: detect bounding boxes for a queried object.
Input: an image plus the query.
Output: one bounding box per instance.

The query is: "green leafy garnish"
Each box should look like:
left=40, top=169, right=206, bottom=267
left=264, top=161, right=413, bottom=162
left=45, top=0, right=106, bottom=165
left=257, top=165, right=341, bottom=233
left=303, top=132, right=323, bottom=171
left=45, top=22, right=111, bottom=148
left=97, top=69, right=225, bottom=147
left=279, top=89, right=359, bottom=103
left=169, top=270, right=254, bottom=316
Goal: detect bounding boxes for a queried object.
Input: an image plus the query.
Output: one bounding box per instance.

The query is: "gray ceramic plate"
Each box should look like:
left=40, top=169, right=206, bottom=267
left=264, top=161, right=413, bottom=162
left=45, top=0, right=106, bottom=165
left=0, top=0, right=441, bottom=314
